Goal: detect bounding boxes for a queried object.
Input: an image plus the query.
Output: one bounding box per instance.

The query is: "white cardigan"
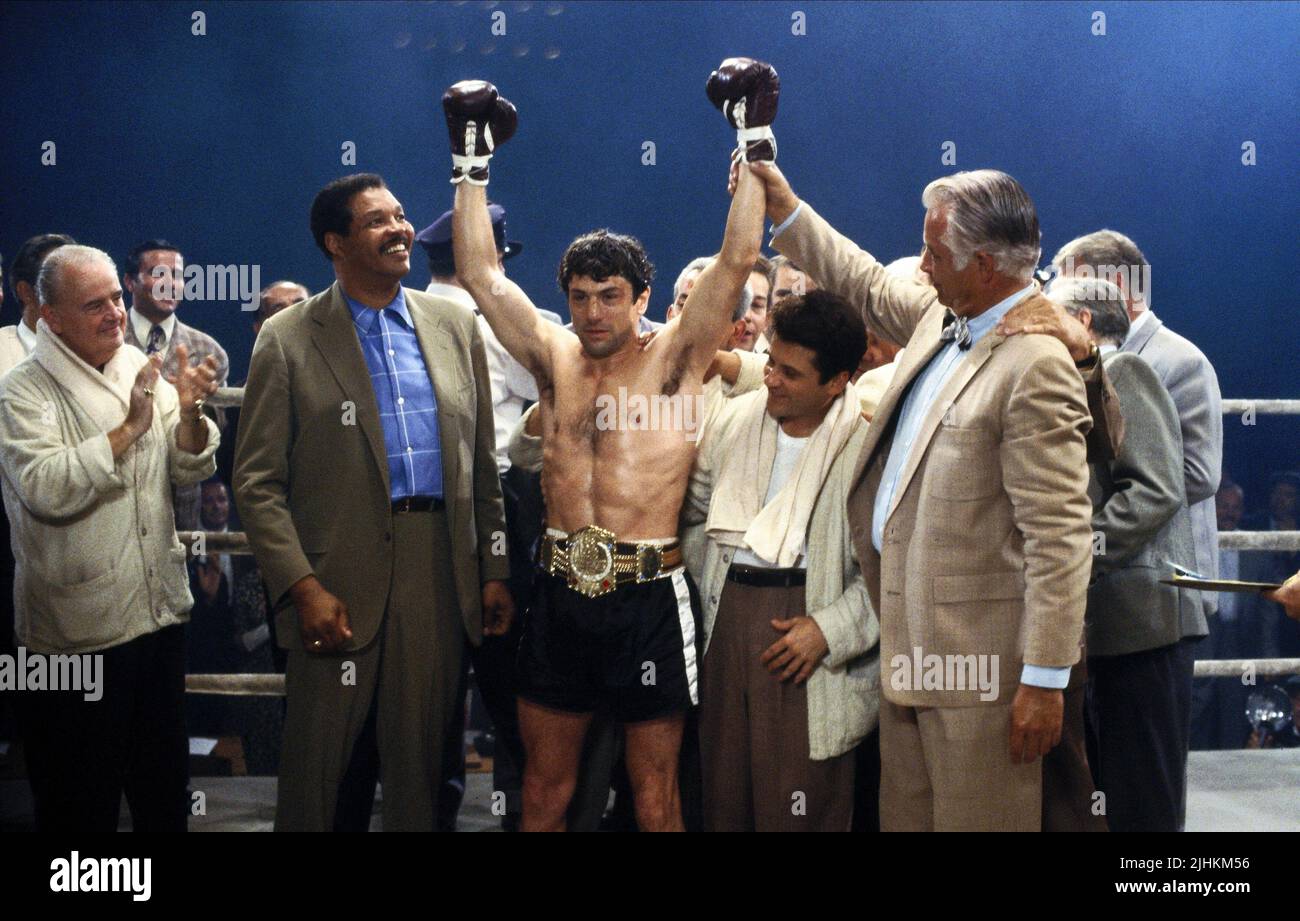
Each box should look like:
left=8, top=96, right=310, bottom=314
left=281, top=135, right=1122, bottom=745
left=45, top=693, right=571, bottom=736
left=0, top=324, right=218, bottom=654
left=0, top=324, right=30, bottom=377
left=685, top=388, right=880, bottom=760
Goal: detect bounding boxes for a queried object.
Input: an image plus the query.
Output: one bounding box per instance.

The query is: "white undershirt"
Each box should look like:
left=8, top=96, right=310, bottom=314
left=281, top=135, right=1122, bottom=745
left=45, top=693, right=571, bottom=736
left=730, top=426, right=809, bottom=569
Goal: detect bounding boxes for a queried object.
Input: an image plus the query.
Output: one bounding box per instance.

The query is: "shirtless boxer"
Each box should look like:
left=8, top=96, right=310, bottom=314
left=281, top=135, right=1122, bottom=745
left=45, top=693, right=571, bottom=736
left=444, top=58, right=777, bottom=831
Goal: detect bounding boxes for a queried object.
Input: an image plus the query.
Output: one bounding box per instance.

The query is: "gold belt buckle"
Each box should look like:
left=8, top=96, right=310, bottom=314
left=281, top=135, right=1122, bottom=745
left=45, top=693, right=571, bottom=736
left=636, top=544, right=663, bottom=583
left=566, top=525, right=617, bottom=598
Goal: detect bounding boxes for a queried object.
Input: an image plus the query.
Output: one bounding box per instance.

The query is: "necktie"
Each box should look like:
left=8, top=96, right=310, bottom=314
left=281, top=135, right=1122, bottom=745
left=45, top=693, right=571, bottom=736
left=146, top=324, right=165, bottom=355
left=940, top=310, right=972, bottom=351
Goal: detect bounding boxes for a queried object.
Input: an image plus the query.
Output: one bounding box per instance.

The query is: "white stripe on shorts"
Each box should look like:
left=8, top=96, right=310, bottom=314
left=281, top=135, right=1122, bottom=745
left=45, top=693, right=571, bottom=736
left=670, top=569, right=699, bottom=706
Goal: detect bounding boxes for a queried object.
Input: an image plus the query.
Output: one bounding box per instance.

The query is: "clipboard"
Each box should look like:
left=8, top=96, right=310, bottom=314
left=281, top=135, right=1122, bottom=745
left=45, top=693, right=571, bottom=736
left=1158, top=575, right=1282, bottom=594
left=1159, top=563, right=1281, bottom=594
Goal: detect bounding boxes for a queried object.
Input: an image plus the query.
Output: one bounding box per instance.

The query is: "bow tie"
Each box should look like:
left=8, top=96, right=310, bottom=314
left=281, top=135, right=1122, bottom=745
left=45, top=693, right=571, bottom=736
left=940, top=310, right=972, bottom=350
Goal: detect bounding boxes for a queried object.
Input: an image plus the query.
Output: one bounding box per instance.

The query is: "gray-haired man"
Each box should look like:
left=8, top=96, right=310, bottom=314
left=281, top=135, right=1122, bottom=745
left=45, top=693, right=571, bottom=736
left=1049, top=277, right=1207, bottom=831
left=745, top=159, right=1124, bottom=830
left=1052, top=230, right=1223, bottom=623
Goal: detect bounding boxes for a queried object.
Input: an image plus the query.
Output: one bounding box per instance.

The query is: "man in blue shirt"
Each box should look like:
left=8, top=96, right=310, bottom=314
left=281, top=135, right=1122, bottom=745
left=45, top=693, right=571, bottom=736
left=235, top=173, right=513, bottom=832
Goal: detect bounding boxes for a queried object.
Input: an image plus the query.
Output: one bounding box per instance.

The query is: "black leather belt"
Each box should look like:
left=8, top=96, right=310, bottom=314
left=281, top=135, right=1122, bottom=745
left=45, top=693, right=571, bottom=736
left=392, top=496, right=444, bottom=513
left=726, top=564, right=807, bottom=588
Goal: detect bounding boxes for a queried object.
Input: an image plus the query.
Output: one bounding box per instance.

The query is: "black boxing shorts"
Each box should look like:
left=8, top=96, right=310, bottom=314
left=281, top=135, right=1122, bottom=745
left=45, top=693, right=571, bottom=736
left=517, top=568, right=702, bottom=723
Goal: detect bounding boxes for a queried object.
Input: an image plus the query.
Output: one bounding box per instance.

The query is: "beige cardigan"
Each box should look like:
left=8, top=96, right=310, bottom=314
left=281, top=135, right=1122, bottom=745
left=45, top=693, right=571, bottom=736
left=0, top=324, right=218, bottom=654
left=685, top=388, right=880, bottom=760
left=0, top=324, right=31, bottom=377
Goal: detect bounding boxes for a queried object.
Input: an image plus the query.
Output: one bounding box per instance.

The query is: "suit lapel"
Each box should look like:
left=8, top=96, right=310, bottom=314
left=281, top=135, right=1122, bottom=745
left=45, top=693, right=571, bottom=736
left=851, top=303, right=948, bottom=487
left=1122, top=311, right=1162, bottom=356
left=309, top=282, right=391, bottom=495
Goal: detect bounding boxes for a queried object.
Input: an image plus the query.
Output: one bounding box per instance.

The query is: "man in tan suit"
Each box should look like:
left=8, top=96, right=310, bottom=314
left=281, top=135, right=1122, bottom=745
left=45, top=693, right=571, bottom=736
left=234, top=173, right=513, bottom=831
left=748, top=162, right=1096, bottom=831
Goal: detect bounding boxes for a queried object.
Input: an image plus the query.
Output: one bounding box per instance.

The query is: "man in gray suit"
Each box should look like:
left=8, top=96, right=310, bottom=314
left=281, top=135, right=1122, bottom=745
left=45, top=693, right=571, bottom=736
left=1051, top=277, right=1208, bottom=832
left=235, top=173, right=514, bottom=831
left=1053, top=231, right=1223, bottom=620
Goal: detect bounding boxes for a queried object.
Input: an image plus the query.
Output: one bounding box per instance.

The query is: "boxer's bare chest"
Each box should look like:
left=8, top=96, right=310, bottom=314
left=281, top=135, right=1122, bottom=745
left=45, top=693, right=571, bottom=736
left=536, top=340, right=702, bottom=536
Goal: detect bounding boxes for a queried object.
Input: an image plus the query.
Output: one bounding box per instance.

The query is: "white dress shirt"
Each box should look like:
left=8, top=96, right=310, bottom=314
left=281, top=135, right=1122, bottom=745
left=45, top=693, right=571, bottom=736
left=129, top=308, right=177, bottom=354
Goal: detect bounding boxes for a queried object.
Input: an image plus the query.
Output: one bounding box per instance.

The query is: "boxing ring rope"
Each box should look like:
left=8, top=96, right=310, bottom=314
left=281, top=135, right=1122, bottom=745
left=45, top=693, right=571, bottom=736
left=187, top=673, right=286, bottom=696
left=209, top=386, right=245, bottom=409
left=186, top=660, right=1300, bottom=698
left=183, top=393, right=1300, bottom=696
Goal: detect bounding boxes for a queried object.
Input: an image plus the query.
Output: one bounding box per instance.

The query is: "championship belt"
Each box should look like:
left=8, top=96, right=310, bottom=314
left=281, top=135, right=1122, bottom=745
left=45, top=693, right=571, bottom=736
left=540, top=525, right=683, bottom=599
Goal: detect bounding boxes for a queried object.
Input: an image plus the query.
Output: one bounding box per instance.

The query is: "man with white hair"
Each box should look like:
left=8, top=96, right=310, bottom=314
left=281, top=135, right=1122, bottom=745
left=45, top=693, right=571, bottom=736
left=1049, top=276, right=1207, bottom=831
left=745, top=161, right=1108, bottom=830
left=0, top=244, right=220, bottom=831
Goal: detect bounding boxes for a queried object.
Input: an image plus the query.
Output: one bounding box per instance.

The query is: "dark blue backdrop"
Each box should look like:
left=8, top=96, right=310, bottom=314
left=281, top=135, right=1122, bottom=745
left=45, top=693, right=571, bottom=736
left=1, top=0, right=1296, bottom=502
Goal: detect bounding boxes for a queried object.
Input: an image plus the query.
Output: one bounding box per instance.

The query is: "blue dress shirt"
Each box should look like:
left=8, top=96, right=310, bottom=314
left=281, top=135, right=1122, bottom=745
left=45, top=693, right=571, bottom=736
left=344, top=289, right=444, bottom=501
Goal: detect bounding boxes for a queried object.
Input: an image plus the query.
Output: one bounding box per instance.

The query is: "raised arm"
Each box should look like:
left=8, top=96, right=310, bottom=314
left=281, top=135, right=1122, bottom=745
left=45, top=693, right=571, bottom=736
left=672, top=58, right=777, bottom=369
left=453, top=182, right=557, bottom=380
left=444, top=80, right=560, bottom=382
left=748, top=161, right=937, bottom=346
left=674, top=162, right=765, bottom=365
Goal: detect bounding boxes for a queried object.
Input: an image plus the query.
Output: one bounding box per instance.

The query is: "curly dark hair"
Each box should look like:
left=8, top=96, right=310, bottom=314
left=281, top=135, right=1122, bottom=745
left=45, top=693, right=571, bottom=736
left=557, top=229, right=654, bottom=299
left=768, top=289, right=866, bottom=384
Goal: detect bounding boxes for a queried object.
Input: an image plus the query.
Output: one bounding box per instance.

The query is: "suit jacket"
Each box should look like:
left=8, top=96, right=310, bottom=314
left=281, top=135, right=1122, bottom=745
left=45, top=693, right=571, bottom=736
left=686, top=391, right=879, bottom=759
left=233, top=281, right=509, bottom=651
left=1086, top=352, right=1207, bottom=657
left=123, top=314, right=230, bottom=385
left=775, top=204, right=1094, bottom=707
left=1121, top=312, right=1222, bottom=615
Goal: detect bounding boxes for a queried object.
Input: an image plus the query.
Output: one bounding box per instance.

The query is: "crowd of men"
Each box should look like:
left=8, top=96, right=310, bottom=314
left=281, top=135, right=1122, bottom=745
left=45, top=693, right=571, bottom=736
left=1, top=58, right=1298, bottom=832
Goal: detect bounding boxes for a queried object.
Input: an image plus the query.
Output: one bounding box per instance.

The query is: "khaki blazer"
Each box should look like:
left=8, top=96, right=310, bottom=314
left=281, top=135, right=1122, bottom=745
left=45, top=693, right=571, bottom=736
left=233, top=281, right=509, bottom=651
left=775, top=204, right=1094, bottom=707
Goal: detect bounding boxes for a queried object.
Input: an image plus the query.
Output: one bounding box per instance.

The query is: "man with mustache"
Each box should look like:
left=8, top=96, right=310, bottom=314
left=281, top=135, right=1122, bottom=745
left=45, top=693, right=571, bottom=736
left=447, top=58, right=774, bottom=831
left=234, top=173, right=514, bottom=831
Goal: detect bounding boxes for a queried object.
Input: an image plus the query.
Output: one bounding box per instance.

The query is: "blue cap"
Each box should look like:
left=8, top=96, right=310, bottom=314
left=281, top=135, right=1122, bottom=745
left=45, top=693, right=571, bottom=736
left=416, top=204, right=521, bottom=274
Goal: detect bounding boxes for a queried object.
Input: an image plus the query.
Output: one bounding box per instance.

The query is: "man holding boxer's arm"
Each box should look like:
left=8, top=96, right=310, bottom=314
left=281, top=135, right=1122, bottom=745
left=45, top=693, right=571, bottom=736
left=744, top=159, right=1096, bottom=831
left=446, top=58, right=773, bottom=831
